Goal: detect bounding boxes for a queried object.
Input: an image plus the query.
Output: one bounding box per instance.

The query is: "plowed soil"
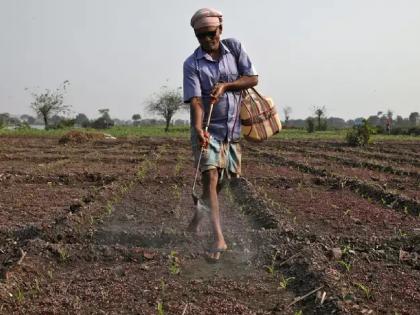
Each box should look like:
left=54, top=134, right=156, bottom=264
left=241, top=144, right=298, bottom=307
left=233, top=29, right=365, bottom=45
left=0, top=136, right=419, bottom=314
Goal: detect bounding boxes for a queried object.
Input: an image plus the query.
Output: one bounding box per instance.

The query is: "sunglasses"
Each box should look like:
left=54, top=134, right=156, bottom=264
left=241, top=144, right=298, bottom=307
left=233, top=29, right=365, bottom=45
left=195, top=30, right=218, bottom=40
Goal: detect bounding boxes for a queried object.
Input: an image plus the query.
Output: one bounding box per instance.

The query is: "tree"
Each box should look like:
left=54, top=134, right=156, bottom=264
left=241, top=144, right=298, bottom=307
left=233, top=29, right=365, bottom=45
left=132, top=114, right=142, bottom=126
left=28, top=80, right=71, bottom=130
left=409, top=112, right=419, bottom=126
left=282, top=106, right=292, bottom=128
left=75, top=113, right=90, bottom=127
left=313, top=106, right=327, bottom=131
left=20, top=114, right=36, bottom=125
left=386, top=109, right=393, bottom=134
left=306, top=117, right=315, bottom=133
left=147, top=86, right=184, bottom=132
left=91, top=109, right=114, bottom=129
left=132, top=114, right=141, bottom=121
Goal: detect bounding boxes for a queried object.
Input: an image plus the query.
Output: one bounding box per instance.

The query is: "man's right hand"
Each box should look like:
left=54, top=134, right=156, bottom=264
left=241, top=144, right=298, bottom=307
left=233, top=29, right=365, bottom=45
left=196, top=128, right=210, bottom=148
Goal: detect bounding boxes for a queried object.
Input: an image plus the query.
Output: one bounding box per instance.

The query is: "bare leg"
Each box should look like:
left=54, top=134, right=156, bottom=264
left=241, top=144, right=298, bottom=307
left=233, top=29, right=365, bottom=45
left=202, top=169, right=227, bottom=260
left=187, top=170, right=224, bottom=234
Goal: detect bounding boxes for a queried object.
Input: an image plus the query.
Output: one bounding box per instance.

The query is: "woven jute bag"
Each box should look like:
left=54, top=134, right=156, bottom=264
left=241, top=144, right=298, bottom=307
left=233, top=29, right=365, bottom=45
left=240, top=88, right=282, bottom=142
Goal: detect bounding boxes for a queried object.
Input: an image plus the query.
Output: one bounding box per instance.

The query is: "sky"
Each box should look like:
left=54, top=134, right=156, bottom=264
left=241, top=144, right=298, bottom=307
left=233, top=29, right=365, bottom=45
left=1, top=0, right=419, bottom=121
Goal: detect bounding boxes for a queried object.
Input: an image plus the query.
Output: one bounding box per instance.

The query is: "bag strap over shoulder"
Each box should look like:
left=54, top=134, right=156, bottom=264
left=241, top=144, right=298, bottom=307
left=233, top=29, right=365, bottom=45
left=221, top=39, right=240, bottom=64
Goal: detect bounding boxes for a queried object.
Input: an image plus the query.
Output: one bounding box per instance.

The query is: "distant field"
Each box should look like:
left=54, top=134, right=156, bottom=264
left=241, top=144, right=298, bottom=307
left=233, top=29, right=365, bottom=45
left=1, top=125, right=419, bottom=142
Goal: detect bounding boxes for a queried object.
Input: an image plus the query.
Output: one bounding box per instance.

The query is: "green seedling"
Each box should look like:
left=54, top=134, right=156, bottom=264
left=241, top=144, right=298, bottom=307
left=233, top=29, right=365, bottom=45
left=341, top=244, right=352, bottom=256
left=157, top=301, right=164, bottom=315
left=169, top=251, right=180, bottom=275
left=338, top=260, right=351, bottom=272
left=14, top=287, right=24, bottom=303
left=266, top=250, right=279, bottom=275
left=279, top=275, right=295, bottom=289
left=156, top=278, right=166, bottom=315
left=30, top=278, right=42, bottom=296
left=294, top=310, right=303, bottom=315
left=397, top=229, right=407, bottom=238
left=354, top=282, right=372, bottom=299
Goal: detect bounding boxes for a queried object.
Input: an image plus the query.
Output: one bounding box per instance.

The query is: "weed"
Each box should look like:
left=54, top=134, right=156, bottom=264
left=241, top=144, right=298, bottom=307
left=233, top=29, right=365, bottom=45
left=279, top=274, right=295, bottom=289
left=137, top=159, right=153, bottom=179
left=294, top=310, right=303, bottom=315
left=168, top=251, right=180, bottom=275
left=266, top=250, right=279, bottom=275
left=354, top=282, right=372, bottom=299
left=105, top=202, right=113, bottom=215
left=174, top=155, right=184, bottom=176
left=156, top=278, right=166, bottom=315
left=338, top=260, right=351, bottom=272
left=172, top=184, right=181, bottom=201
left=30, top=278, right=42, bottom=296
left=397, top=229, right=408, bottom=238
left=57, top=247, right=70, bottom=263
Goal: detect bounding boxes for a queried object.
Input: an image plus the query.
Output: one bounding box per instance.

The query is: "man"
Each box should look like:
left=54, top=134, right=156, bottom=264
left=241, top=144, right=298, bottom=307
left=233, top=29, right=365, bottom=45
left=183, top=8, right=258, bottom=261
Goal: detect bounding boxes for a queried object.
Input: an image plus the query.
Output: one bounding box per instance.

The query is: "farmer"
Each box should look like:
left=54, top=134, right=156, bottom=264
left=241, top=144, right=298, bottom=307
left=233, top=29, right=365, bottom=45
left=183, top=8, right=258, bottom=261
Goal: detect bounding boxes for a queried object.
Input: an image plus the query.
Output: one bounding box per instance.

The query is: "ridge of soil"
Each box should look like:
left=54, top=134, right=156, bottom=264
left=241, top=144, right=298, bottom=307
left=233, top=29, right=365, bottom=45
left=0, top=137, right=419, bottom=314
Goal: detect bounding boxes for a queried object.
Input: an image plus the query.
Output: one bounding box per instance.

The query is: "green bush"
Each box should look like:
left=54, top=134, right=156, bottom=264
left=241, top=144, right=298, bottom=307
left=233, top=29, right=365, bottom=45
left=346, top=120, right=375, bottom=146
left=408, top=127, right=420, bottom=136
left=50, top=118, right=76, bottom=129
left=306, top=117, right=315, bottom=133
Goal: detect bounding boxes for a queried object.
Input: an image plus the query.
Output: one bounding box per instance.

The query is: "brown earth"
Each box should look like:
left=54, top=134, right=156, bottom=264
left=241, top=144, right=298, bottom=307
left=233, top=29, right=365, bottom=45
left=0, top=136, right=419, bottom=314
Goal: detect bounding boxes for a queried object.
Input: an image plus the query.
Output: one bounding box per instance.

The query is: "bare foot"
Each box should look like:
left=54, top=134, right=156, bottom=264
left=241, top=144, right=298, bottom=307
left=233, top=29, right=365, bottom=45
left=206, top=241, right=228, bottom=261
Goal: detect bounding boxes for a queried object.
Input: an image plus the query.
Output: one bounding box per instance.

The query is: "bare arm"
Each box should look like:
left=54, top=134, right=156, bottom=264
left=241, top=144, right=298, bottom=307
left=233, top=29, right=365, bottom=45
left=190, top=97, right=204, bottom=132
left=211, top=75, right=258, bottom=103
left=190, top=97, right=209, bottom=147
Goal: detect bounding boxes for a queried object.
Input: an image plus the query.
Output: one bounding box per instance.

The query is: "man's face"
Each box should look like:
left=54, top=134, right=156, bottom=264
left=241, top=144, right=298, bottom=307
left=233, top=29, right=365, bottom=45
left=195, top=26, right=222, bottom=52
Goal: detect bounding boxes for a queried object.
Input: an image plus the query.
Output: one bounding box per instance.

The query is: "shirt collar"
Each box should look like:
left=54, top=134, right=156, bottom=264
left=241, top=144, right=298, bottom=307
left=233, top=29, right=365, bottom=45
left=196, top=40, right=231, bottom=61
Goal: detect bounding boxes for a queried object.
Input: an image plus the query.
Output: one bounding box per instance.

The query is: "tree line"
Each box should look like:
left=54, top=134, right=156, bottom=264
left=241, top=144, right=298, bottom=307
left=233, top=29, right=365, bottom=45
left=1, top=81, right=419, bottom=135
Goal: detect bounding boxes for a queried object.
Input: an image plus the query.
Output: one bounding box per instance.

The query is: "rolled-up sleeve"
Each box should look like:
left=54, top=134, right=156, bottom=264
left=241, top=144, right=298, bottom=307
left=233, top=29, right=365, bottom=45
left=183, top=58, right=201, bottom=103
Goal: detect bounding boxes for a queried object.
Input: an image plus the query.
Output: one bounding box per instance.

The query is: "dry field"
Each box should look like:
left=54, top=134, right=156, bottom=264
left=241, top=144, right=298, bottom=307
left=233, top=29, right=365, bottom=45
left=0, top=136, right=419, bottom=314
